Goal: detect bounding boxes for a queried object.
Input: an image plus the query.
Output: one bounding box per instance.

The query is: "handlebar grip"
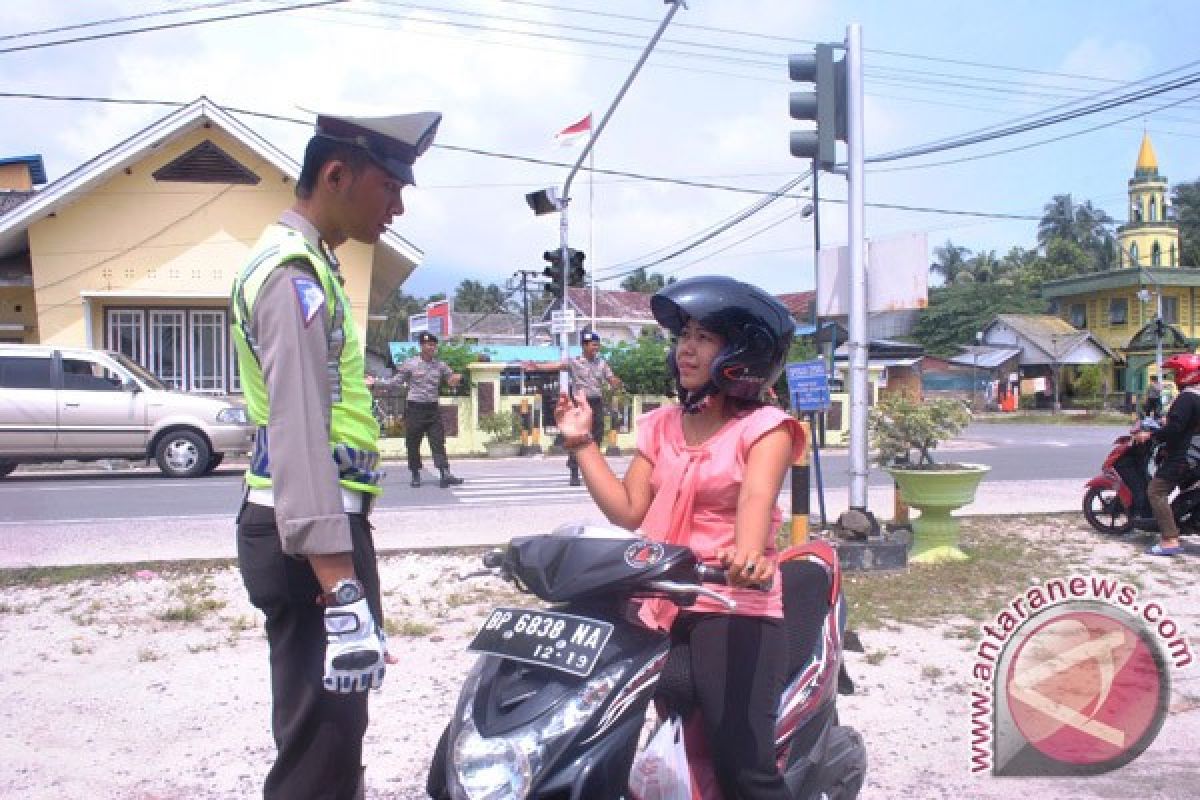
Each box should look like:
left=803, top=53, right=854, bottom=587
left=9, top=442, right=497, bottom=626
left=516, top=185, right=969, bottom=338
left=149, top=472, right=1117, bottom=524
left=481, top=549, right=506, bottom=569
left=695, top=563, right=773, bottom=592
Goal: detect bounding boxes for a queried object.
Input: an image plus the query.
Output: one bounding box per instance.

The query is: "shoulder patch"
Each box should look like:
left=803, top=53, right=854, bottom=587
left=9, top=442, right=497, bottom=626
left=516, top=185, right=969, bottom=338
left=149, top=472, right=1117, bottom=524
left=291, top=276, right=326, bottom=326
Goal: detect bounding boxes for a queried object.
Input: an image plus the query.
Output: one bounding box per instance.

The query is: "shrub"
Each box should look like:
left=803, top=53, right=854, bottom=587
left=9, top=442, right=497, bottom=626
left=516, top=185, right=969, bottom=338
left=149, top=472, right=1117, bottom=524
left=478, top=410, right=518, bottom=443
left=868, top=394, right=971, bottom=467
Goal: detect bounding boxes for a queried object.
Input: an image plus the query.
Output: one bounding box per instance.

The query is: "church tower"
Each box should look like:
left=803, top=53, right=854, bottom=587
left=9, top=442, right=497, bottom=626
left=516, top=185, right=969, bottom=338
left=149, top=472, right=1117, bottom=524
left=1117, top=131, right=1180, bottom=268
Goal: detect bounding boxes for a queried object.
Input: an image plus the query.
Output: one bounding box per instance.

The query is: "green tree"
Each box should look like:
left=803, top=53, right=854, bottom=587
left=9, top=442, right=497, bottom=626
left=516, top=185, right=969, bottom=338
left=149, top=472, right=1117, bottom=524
left=454, top=280, right=514, bottom=313
left=1021, top=238, right=1092, bottom=287
left=603, top=334, right=673, bottom=395
left=1037, top=193, right=1115, bottom=271
left=912, top=282, right=1045, bottom=356
left=930, top=240, right=972, bottom=285
left=620, top=268, right=674, bottom=293
left=365, top=289, right=426, bottom=359
left=1171, top=179, right=1200, bottom=267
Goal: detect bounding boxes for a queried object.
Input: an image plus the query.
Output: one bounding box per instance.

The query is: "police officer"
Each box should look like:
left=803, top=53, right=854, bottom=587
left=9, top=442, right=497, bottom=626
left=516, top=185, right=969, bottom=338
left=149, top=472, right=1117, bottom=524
left=389, top=331, right=464, bottom=488
left=230, top=108, right=440, bottom=800
left=525, top=330, right=622, bottom=485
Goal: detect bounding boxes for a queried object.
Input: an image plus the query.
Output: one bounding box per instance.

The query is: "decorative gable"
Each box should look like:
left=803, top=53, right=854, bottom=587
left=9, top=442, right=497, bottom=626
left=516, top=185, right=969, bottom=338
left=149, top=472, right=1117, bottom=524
left=152, top=140, right=260, bottom=185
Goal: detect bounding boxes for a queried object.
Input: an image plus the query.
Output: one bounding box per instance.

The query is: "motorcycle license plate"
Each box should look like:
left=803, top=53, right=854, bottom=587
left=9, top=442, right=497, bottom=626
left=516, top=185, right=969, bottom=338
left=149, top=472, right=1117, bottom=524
left=469, top=608, right=614, bottom=678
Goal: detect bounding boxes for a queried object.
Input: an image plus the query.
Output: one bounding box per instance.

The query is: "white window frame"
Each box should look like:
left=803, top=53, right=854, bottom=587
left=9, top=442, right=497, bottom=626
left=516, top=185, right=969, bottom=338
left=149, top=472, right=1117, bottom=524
left=149, top=310, right=187, bottom=390
left=106, top=309, right=145, bottom=364
left=188, top=309, right=227, bottom=394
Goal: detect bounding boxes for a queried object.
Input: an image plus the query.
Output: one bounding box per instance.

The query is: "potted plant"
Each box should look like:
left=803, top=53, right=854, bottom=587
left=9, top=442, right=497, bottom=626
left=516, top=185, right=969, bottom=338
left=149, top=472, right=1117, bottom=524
left=869, top=393, right=989, bottom=564
left=478, top=409, right=521, bottom=458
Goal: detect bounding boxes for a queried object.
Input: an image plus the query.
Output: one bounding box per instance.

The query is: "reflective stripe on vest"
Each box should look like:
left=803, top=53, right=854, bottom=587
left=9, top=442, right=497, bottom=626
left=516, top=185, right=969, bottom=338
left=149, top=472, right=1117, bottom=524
left=231, top=224, right=382, bottom=494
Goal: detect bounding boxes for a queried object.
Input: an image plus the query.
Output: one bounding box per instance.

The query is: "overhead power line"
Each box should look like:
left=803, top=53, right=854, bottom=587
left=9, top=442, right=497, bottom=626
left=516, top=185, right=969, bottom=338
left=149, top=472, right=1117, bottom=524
left=0, top=0, right=348, bottom=55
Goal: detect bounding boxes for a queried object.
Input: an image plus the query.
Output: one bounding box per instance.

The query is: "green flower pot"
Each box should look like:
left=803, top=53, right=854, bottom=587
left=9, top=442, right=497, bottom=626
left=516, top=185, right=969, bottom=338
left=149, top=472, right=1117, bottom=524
left=885, top=463, right=990, bottom=564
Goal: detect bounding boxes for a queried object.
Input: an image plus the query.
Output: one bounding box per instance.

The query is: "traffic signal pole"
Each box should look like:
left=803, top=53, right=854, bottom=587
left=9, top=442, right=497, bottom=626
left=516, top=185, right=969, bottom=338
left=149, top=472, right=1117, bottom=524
left=555, top=0, right=686, bottom=393
left=846, top=23, right=869, bottom=511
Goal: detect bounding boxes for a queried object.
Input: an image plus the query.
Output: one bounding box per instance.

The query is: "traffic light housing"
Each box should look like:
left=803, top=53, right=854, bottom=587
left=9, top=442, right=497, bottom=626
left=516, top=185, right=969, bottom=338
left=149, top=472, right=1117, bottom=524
left=568, top=249, right=586, bottom=287
left=543, top=248, right=587, bottom=297
left=542, top=251, right=563, bottom=300
left=789, top=43, right=846, bottom=172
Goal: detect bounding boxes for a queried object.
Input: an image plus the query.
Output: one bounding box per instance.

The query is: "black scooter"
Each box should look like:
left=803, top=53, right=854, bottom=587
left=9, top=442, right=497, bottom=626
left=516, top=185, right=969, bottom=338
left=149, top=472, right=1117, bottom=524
left=427, top=524, right=866, bottom=800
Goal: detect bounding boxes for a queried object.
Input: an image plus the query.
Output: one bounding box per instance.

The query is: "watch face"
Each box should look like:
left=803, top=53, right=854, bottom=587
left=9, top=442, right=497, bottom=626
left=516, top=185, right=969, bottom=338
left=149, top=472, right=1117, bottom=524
left=334, top=580, right=364, bottom=605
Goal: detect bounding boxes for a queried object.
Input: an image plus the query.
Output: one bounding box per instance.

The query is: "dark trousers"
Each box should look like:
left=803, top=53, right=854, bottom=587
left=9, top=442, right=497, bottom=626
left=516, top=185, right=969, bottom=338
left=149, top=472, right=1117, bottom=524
left=1148, top=472, right=1182, bottom=540
left=566, top=396, right=606, bottom=474
left=404, top=401, right=450, bottom=472
left=674, top=613, right=790, bottom=800
left=237, top=502, right=384, bottom=800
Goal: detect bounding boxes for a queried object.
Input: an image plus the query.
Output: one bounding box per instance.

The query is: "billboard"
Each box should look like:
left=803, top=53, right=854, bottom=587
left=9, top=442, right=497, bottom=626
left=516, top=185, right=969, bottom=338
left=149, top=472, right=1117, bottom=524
left=816, top=232, right=929, bottom=317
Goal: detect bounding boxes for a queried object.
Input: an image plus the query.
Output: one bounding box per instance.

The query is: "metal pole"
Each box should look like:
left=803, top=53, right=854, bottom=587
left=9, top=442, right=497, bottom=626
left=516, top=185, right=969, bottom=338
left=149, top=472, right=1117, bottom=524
left=1156, top=287, right=1163, bottom=379
left=521, top=271, right=530, bottom=346
left=846, top=23, right=869, bottom=511
left=556, top=0, right=685, bottom=390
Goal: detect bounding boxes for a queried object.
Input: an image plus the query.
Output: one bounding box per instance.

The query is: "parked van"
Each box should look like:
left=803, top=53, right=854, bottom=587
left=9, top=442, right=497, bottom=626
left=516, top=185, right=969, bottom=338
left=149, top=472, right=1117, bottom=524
left=0, top=344, right=254, bottom=478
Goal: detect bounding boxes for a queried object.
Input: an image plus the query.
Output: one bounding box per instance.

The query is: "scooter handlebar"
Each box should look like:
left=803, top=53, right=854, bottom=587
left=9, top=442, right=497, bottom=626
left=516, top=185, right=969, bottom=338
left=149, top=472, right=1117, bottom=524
left=695, top=563, right=773, bottom=592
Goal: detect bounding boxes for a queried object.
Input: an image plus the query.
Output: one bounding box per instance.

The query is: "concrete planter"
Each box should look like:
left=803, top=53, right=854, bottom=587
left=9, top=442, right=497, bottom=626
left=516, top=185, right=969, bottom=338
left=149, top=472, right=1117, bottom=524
left=885, top=463, right=990, bottom=564
left=483, top=441, right=522, bottom=458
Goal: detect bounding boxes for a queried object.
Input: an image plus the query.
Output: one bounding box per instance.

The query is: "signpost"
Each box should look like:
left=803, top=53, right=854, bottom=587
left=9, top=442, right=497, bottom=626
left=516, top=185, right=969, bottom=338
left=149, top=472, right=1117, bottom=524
left=550, top=309, right=577, bottom=335
left=786, top=359, right=831, bottom=411
left=785, top=359, right=829, bottom=529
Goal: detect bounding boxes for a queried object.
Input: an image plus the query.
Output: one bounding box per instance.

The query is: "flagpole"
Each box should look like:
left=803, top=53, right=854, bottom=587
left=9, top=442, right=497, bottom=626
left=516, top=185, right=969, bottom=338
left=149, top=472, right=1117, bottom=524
left=557, top=0, right=685, bottom=395
left=589, top=142, right=596, bottom=332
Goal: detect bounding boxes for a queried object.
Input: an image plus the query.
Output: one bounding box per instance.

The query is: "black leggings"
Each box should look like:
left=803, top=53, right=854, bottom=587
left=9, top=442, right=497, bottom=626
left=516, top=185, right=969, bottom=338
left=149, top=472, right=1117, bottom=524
left=673, top=613, right=790, bottom=800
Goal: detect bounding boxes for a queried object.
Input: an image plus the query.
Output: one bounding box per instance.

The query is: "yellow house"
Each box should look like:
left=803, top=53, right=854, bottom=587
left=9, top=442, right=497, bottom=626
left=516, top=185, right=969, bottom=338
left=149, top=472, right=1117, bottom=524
left=1041, top=132, right=1191, bottom=393
left=0, top=97, right=421, bottom=393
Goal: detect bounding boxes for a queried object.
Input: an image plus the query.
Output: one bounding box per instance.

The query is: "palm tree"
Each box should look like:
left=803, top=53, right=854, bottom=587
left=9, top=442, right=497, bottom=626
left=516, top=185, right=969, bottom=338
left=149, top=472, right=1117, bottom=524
left=1038, top=194, right=1076, bottom=247
left=620, top=267, right=670, bottom=293
left=931, top=240, right=971, bottom=285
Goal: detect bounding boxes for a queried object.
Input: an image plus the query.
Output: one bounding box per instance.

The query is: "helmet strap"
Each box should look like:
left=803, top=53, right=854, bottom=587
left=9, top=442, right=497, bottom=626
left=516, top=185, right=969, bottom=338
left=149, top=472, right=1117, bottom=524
left=679, top=383, right=718, bottom=414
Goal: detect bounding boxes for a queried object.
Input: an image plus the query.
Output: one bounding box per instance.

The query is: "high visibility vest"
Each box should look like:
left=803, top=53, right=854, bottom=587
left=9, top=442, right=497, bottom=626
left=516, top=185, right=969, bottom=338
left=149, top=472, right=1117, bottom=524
left=231, top=224, right=382, bottom=495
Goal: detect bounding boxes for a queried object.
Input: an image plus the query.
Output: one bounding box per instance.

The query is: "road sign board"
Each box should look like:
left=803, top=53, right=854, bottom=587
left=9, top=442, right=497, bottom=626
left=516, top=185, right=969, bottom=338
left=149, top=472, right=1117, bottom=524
left=550, top=310, right=577, bottom=334
left=785, top=359, right=831, bottom=411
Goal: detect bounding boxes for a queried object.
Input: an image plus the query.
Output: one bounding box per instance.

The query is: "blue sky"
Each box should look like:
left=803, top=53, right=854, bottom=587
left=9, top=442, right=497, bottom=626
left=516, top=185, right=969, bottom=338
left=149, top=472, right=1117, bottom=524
left=1, top=1, right=1198, bottom=300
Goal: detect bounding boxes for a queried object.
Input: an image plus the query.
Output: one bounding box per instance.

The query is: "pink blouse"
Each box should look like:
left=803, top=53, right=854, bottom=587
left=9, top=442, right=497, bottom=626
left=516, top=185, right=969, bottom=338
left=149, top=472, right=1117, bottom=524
left=634, top=403, right=806, bottom=627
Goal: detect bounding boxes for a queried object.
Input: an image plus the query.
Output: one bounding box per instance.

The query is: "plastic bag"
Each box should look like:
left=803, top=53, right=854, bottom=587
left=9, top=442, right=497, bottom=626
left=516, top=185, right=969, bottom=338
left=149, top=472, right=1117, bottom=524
left=628, top=715, right=691, bottom=800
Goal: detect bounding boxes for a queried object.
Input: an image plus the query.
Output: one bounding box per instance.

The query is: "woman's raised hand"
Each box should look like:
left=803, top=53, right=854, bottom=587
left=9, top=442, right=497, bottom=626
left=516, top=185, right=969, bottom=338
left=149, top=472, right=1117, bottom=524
left=554, top=389, right=593, bottom=437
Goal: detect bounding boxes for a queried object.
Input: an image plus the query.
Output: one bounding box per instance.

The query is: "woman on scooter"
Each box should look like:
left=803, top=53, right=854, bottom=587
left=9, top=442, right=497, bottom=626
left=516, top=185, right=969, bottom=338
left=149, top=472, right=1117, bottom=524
left=555, top=275, right=804, bottom=800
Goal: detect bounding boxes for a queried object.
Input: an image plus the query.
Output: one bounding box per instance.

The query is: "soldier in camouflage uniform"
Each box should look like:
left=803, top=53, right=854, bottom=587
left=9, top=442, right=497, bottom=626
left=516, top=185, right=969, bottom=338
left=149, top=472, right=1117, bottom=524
left=389, top=331, right=464, bottom=487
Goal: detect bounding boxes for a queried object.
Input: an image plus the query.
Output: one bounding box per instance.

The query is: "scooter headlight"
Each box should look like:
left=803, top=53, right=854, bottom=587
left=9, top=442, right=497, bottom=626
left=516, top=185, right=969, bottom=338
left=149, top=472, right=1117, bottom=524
left=448, top=660, right=626, bottom=800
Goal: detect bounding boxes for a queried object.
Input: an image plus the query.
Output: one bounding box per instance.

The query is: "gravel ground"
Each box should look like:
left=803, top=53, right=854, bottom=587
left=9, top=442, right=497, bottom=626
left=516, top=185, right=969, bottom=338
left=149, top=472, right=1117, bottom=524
left=0, top=519, right=1197, bottom=799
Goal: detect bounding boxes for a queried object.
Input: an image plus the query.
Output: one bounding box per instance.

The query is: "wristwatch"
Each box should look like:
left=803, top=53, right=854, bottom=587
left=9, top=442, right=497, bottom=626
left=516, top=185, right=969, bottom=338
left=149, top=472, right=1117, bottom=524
left=321, top=578, right=366, bottom=607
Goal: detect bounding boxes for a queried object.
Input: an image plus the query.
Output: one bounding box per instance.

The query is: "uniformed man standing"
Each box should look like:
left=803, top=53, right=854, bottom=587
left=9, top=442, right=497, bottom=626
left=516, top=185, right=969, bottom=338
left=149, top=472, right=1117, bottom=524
left=389, top=331, right=464, bottom=488
left=525, top=330, right=622, bottom=485
left=230, top=109, right=440, bottom=800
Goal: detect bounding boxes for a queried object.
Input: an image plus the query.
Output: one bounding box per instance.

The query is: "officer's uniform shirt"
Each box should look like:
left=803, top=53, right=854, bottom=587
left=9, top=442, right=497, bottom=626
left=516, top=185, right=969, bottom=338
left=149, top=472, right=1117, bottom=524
left=245, top=209, right=356, bottom=555
left=394, top=355, right=453, bottom=402
left=569, top=354, right=614, bottom=399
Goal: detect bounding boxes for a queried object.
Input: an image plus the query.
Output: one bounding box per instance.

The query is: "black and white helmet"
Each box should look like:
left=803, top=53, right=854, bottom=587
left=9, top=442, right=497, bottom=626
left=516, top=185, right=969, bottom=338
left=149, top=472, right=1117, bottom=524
left=650, top=276, right=796, bottom=412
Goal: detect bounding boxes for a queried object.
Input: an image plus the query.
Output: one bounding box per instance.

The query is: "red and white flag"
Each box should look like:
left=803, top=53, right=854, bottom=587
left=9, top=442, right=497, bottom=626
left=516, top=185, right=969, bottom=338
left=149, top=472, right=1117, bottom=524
left=554, top=113, right=592, bottom=147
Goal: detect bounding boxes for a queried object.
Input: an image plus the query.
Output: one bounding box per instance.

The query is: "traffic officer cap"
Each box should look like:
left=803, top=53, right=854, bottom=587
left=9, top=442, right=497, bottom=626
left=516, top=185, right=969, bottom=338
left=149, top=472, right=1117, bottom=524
left=313, top=111, right=442, bottom=185
left=417, top=332, right=439, bottom=344
left=581, top=331, right=601, bottom=344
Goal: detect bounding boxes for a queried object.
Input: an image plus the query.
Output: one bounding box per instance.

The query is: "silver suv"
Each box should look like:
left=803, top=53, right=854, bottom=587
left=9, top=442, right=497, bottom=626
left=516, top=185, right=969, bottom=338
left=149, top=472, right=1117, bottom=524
left=0, top=344, right=254, bottom=478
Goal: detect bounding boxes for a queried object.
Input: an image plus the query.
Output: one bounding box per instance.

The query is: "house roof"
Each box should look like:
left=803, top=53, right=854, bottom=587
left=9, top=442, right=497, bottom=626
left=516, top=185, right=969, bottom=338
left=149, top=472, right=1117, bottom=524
left=946, top=346, right=1022, bottom=369
left=986, top=313, right=1117, bottom=362
left=0, top=96, right=422, bottom=266
left=777, top=291, right=815, bottom=321
left=0, top=155, right=46, bottom=185
left=559, top=287, right=655, bottom=321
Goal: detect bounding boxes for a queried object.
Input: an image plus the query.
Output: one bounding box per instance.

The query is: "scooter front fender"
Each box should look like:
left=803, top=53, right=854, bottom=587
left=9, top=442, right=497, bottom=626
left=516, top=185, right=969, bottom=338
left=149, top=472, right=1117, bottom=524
left=1084, top=475, right=1118, bottom=491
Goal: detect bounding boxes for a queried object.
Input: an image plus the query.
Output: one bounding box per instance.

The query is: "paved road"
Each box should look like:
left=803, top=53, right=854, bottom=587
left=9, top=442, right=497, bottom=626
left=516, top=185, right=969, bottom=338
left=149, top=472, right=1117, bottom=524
left=0, top=421, right=1126, bottom=568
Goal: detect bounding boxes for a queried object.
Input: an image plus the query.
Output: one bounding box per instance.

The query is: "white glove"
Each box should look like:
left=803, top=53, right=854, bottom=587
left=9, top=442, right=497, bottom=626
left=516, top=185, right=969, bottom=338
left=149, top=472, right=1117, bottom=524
left=322, top=597, right=386, bottom=694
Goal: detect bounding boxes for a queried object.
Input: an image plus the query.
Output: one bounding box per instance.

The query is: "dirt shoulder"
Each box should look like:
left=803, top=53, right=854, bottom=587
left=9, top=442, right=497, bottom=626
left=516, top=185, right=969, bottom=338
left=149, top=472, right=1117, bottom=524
left=0, top=516, right=1196, bottom=799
